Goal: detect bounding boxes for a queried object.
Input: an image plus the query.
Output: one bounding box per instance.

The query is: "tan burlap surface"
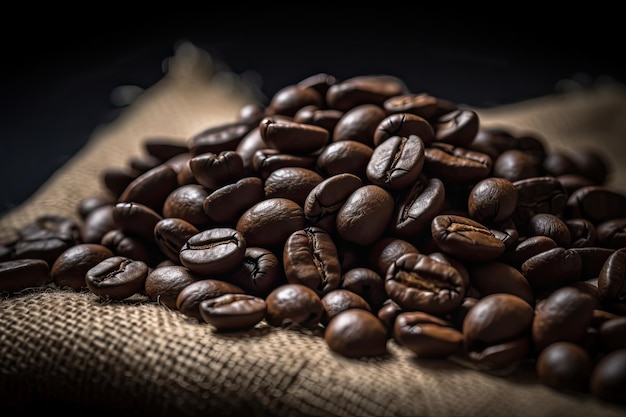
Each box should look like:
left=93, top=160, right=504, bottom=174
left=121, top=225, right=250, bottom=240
left=1, top=41, right=626, bottom=416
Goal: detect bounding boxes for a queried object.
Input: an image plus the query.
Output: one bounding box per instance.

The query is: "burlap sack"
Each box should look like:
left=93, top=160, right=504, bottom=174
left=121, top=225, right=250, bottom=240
left=1, top=41, right=625, bottom=417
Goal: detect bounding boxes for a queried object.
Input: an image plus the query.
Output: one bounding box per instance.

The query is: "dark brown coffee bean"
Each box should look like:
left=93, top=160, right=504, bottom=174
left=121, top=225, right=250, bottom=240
left=599, top=317, right=626, bottom=351
left=143, top=136, right=188, bottom=161
left=385, top=253, right=466, bottom=315
left=112, top=202, right=163, bottom=242
left=432, top=108, right=479, bottom=147
left=324, top=308, right=388, bottom=358
left=377, top=298, right=403, bottom=336
left=428, top=251, right=471, bottom=288
left=423, top=142, right=492, bottom=184
left=81, top=204, right=117, bottom=244
left=340, top=267, right=388, bottom=312
left=336, top=185, right=394, bottom=246
left=557, top=174, right=595, bottom=196
left=144, top=265, right=202, bottom=309
left=259, top=117, right=329, bottom=154
left=565, top=185, right=626, bottom=224
left=153, top=218, right=199, bottom=263
left=100, top=229, right=155, bottom=265
left=568, top=148, right=610, bottom=185
left=235, top=127, right=268, bottom=176
left=493, top=149, right=542, bottom=182
left=570, top=246, right=615, bottom=280
left=521, top=247, right=582, bottom=289
left=511, top=176, right=568, bottom=231
left=102, top=168, right=138, bottom=198
left=85, top=256, right=149, bottom=300
left=176, top=278, right=245, bottom=320
left=366, top=135, right=425, bottom=191
left=118, top=164, right=179, bottom=213
left=50, top=243, right=115, bottom=289
left=565, top=218, right=597, bottom=248
left=0, top=259, right=50, bottom=293
left=266, top=84, right=324, bottom=117
left=528, top=213, right=571, bottom=248
left=320, top=288, right=371, bottom=325
left=468, top=177, right=518, bottom=224
left=532, top=286, right=595, bottom=353
left=327, top=74, right=409, bottom=112
left=431, top=214, right=506, bottom=262
left=77, top=195, right=115, bottom=220
left=189, top=151, right=244, bottom=190
left=393, top=311, right=464, bottom=358
left=264, top=283, right=323, bottom=329
left=471, top=127, right=518, bottom=156
left=203, top=176, right=265, bottom=224
left=368, top=236, right=420, bottom=277
left=383, top=92, right=456, bottom=121
left=589, top=349, right=626, bottom=405
left=507, top=235, right=558, bottom=267
left=162, top=184, right=211, bottom=228
left=536, top=341, right=592, bottom=392
left=13, top=215, right=82, bottom=266
left=179, top=228, right=246, bottom=276
left=315, top=140, right=373, bottom=180
left=303, top=173, right=363, bottom=235
left=226, top=246, right=285, bottom=298
left=252, top=148, right=317, bottom=180
left=296, top=72, right=337, bottom=97
left=199, top=293, right=267, bottom=332
left=390, top=176, right=445, bottom=237
left=189, top=121, right=256, bottom=157
left=293, top=106, right=343, bottom=133
left=596, top=218, right=626, bottom=249
left=264, top=167, right=324, bottom=207
left=236, top=198, right=306, bottom=249
left=332, top=104, right=387, bottom=148
left=469, top=261, right=534, bottom=306
left=283, top=227, right=341, bottom=296
left=597, top=250, right=626, bottom=304
left=373, top=113, right=434, bottom=147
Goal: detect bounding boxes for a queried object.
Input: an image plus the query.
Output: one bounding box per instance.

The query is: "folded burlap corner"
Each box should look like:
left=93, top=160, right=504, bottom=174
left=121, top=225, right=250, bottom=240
left=1, top=41, right=625, bottom=417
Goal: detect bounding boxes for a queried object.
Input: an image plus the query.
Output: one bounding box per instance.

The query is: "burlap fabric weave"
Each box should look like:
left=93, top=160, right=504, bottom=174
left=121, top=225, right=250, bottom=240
left=1, top=42, right=626, bottom=417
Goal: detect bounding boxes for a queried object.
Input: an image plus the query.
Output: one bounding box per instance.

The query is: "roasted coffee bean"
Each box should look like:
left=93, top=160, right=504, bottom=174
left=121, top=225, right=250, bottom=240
left=596, top=217, right=626, bottom=249
left=143, top=136, right=188, bottom=161
left=252, top=148, right=317, bottom=180
left=366, top=135, right=425, bottom=191
left=597, top=250, right=626, bottom=304
left=189, top=151, right=244, bottom=190
left=162, top=184, right=212, bottom=228
left=536, top=341, right=592, bottom=392
left=589, top=349, right=626, bottom=405
left=236, top=197, right=306, bottom=249
left=543, top=150, right=579, bottom=177
left=428, top=251, right=470, bottom=288
left=199, top=293, right=267, bottom=332
left=296, top=72, right=337, bottom=97
left=259, top=117, right=329, bottom=154
left=567, top=148, right=610, bottom=185
left=144, top=265, right=202, bottom=309
left=101, top=229, right=155, bottom=265
left=320, top=288, right=371, bottom=325
left=390, top=176, right=445, bottom=237
left=188, top=121, right=255, bottom=157
left=264, top=167, right=324, bottom=207
left=336, top=185, right=394, bottom=246
left=102, top=168, right=138, bottom=198
left=332, top=104, right=387, bottom=148
left=81, top=204, right=117, bottom=244
left=469, top=261, right=534, bottom=306
left=266, top=84, right=324, bottom=117
left=393, top=311, right=464, bottom=358
left=203, top=176, right=265, bottom=224
left=423, top=142, right=492, bottom=184
left=470, top=127, right=518, bottom=155
left=431, top=214, right=506, bottom=262
left=368, top=236, right=420, bottom=277
left=557, top=174, right=595, bottom=196
left=13, top=215, right=82, bottom=266
left=176, top=278, right=245, bottom=320
left=326, top=74, right=409, bottom=112
left=112, top=202, right=163, bottom=242
left=521, top=247, right=582, bottom=289
left=385, top=253, right=465, bottom=315
left=85, top=256, right=149, bottom=300
left=51, top=243, right=115, bottom=289
left=324, top=308, right=388, bottom=358
left=303, top=173, right=363, bottom=235
left=315, top=140, right=373, bottom=180
left=599, top=316, right=626, bottom=351
left=511, top=176, right=568, bottom=231
left=153, top=218, right=199, bottom=263
left=77, top=195, right=115, bottom=220
left=226, top=246, right=285, bottom=298
left=528, top=213, right=571, bottom=248
left=565, top=185, right=626, bottom=224
left=432, top=108, right=479, bottom=147
left=235, top=127, right=269, bottom=175
left=493, top=149, right=542, bottom=182
left=377, top=299, right=403, bottom=336
left=293, top=106, right=343, bottom=133
left=283, top=227, right=341, bottom=296
left=179, top=228, right=246, bottom=276
left=468, top=177, right=518, bottom=224
left=507, top=235, right=558, bottom=267
left=565, top=218, right=597, bottom=248
left=340, top=267, right=388, bottom=312
left=0, top=259, right=50, bottom=293
left=532, top=286, right=595, bottom=353
left=383, top=92, right=456, bottom=121
left=118, top=163, right=179, bottom=212
left=570, top=246, right=615, bottom=280
left=373, top=112, right=434, bottom=147
left=264, top=283, right=323, bottom=329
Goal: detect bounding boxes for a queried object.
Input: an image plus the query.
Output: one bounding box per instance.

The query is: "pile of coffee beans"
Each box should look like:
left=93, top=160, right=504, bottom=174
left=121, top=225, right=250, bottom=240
left=1, top=73, right=625, bottom=405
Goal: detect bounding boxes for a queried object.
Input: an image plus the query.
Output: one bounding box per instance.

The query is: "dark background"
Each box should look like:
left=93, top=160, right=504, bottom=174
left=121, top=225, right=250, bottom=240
left=1, top=8, right=624, bottom=216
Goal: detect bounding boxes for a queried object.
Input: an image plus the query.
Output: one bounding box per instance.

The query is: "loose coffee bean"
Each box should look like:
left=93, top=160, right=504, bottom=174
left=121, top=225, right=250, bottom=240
left=336, top=185, right=394, bottom=246
left=179, top=228, right=246, bottom=275
left=259, top=117, right=329, bottom=154
left=153, top=218, right=199, bottom=263
left=528, top=213, right=571, bottom=248
left=81, top=204, right=117, bottom=244
left=511, top=176, right=568, bottom=232
left=266, top=84, right=324, bottom=117
left=203, top=176, right=265, bottom=224
left=236, top=198, right=306, bottom=249
left=423, top=142, right=492, bottom=184
left=373, top=112, right=434, bottom=147
left=101, top=229, right=155, bottom=265
left=293, top=106, right=343, bottom=133
left=188, top=121, right=255, bottom=156
left=565, top=218, right=597, bottom=248
left=176, top=279, right=245, bottom=320
left=332, top=104, right=387, bottom=148
left=507, top=235, right=558, bottom=267
left=320, top=288, right=371, bottom=326
left=596, top=217, right=626, bottom=249
left=264, top=167, right=324, bottom=207
left=199, top=293, right=267, bottom=332
left=112, top=202, right=163, bottom=242
left=51, top=243, right=115, bottom=289
left=385, top=253, right=466, bottom=315
left=570, top=246, right=615, bottom=280
left=521, top=247, right=582, bottom=289
left=393, top=311, right=464, bottom=358
left=264, top=283, right=323, bottom=329
left=589, top=349, right=626, bottom=405
left=226, top=246, right=285, bottom=298
left=430, top=214, right=506, bottom=262
left=188, top=151, right=244, bottom=190
left=536, top=341, right=592, bottom=392
left=86, top=256, right=149, bottom=300
left=565, top=186, right=626, bottom=224
left=283, top=227, right=341, bottom=296
left=389, top=175, right=445, bottom=237
left=469, top=261, right=534, bottom=306
left=366, top=135, right=425, bottom=191
left=252, top=148, right=317, bottom=180
left=432, top=108, right=479, bottom=147
left=326, top=74, right=409, bottom=112
left=162, top=184, right=212, bottom=228
left=599, top=316, right=626, bottom=351
left=118, top=163, right=179, bottom=213
left=493, top=149, right=541, bottom=182
left=315, top=140, right=373, bottom=180
left=468, top=177, right=518, bottom=224
left=324, top=308, right=388, bottom=358
left=144, top=265, right=202, bottom=309
left=368, top=236, right=420, bottom=277
left=13, top=215, right=82, bottom=266
left=597, top=250, right=626, bottom=304
left=143, top=136, right=188, bottom=161
left=383, top=92, right=456, bottom=121
left=340, top=267, right=388, bottom=312
left=0, top=259, right=50, bottom=293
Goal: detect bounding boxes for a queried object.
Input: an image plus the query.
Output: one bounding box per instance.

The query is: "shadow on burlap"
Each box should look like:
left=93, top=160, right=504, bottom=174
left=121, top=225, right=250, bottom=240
left=1, top=41, right=625, bottom=417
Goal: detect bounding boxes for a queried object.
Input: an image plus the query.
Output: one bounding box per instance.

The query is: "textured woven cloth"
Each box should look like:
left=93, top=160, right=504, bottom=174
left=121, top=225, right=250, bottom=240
left=1, top=41, right=626, bottom=417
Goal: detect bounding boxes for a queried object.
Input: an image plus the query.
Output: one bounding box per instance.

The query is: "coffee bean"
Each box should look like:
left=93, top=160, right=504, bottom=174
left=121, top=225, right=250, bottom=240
left=393, top=311, right=464, bottom=358
left=0, top=259, right=50, bottom=293
left=589, top=349, right=626, bottom=405
left=179, top=228, right=246, bottom=275
left=199, top=293, right=267, bottom=332
left=431, top=214, right=506, bottom=262
left=324, top=308, right=388, bottom=358
left=264, top=283, right=323, bottom=329
left=85, top=256, right=149, bottom=300
left=536, top=341, right=592, bottom=392
left=51, top=243, right=115, bottom=289
left=176, top=278, right=245, bottom=320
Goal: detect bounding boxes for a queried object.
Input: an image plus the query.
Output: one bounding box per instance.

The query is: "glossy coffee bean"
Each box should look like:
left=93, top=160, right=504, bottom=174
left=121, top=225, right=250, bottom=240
left=493, top=149, right=541, bottom=182
left=383, top=92, right=456, bottom=121
left=188, top=121, right=254, bottom=157
left=469, top=261, right=534, bottom=306
left=81, top=204, right=117, bottom=244
left=366, top=135, right=425, bottom=191
left=226, top=246, right=285, bottom=298
left=85, top=256, right=149, bottom=300
left=112, top=202, right=163, bottom=242
left=589, top=349, right=626, bottom=405
left=265, top=283, right=323, bottom=329
left=50, top=243, right=115, bottom=289
left=423, top=143, right=492, bottom=184
left=293, top=106, right=343, bottom=133
left=179, top=228, right=246, bottom=276
left=368, top=236, right=420, bottom=277
left=283, top=227, right=341, bottom=296
left=597, top=250, right=626, bottom=304
left=570, top=246, right=615, bottom=280
left=162, top=184, right=211, bottom=228
left=176, top=279, right=245, bottom=320
left=144, top=265, right=202, bottom=309
left=596, top=217, right=626, bottom=249
left=536, top=341, right=592, bottom=392
left=203, top=176, right=265, bottom=224
left=189, top=151, right=244, bottom=190
left=332, top=104, right=387, bottom=148
left=431, top=214, right=506, bottom=262
left=266, top=84, right=323, bottom=117
left=143, top=136, right=188, bottom=161
left=521, top=247, right=582, bottom=289
left=340, top=267, right=388, bottom=312
left=199, top=293, right=267, bottom=332
left=236, top=198, right=306, bottom=249
left=100, top=229, right=155, bottom=265
left=320, top=288, right=371, bottom=325
left=13, top=215, right=81, bottom=266
left=393, top=311, right=464, bottom=358
left=565, top=218, right=597, bottom=248
left=259, top=117, right=329, bottom=154
left=315, top=140, right=373, bottom=180
left=599, top=316, right=626, bottom=351
left=528, top=213, right=571, bottom=248
left=511, top=176, right=568, bottom=231
left=507, top=235, right=558, bottom=267
left=252, top=148, right=317, bottom=180
left=565, top=185, right=626, bottom=224
left=118, top=163, right=178, bottom=212
left=373, top=112, right=434, bottom=147
left=153, top=218, right=199, bottom=263
left=389, top=176, right=445, bottom=237
left=336, top=185, right=394, bottom=246
left=0, top=259, right=50, bottom=293
left=324, top=308, right=388, bottom=358
left=432, top=108, right=479, bottom=147
left=468, top=177, right=518, bottom=224
left=326, top=74, right=409, bottom=112
left=264, top=167, right=324, bottom=207
left=385, top=253, right=466, bottom=315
